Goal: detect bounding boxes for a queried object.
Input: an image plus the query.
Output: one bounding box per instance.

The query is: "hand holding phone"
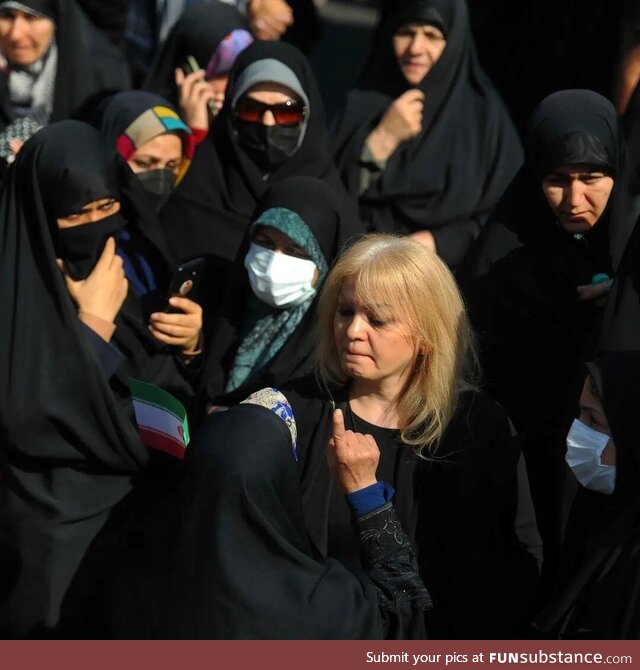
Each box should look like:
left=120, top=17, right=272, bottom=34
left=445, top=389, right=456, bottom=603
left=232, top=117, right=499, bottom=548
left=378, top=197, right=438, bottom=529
left=176, top=55, right=218, bottom=128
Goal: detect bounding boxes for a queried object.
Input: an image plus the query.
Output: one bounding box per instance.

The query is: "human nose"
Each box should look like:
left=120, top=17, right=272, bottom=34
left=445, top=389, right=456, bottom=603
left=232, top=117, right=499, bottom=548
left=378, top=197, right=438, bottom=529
left=565, top=180, right=586, bottom=208
left=262, top=110, right=277, bottom=127
left=345, top=313, right=367, bottom=339
left=409, top=33, right=426, bottom=54
left=8, top=16, right=27, bottom=40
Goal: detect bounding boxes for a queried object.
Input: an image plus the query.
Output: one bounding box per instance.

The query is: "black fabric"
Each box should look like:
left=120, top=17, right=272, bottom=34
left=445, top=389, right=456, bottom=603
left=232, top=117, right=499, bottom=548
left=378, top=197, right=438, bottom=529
left=0, top=0, right=131, bottom=131
left=468, top=0, right=623, bottom=134
left=283, top=376, right=541, bottom=639
left=158, top=40, right=361, bottom=269
left=203, top=176, right=359, bottom=405
left=60, top=404, right=428, bottom=639
left=331, top=0, right=523, bottom=269
left=535, top=352, right=640, bottom=639
left=0, top=121, right=148, bottom=637
left=76, top=0, right=128, bottom=53
left=460, top=90, right=639, bottom=592
left=143, top=1, right=246, bottom=106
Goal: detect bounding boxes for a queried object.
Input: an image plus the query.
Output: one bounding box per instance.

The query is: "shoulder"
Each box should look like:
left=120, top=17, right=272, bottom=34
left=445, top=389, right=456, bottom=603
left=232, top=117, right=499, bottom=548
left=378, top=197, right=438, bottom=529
left=438, top=390, right=517, bottom=462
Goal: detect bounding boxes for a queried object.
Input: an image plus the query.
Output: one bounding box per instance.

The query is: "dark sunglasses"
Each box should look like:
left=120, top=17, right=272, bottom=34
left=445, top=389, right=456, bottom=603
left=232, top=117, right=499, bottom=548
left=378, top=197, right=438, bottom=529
left=234, top=97, right=308, bottom=126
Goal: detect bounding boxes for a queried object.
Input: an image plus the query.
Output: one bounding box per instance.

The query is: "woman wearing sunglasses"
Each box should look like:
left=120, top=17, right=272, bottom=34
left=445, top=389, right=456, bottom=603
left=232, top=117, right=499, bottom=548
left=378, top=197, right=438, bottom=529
left=158, top=40, right=361, bottom=278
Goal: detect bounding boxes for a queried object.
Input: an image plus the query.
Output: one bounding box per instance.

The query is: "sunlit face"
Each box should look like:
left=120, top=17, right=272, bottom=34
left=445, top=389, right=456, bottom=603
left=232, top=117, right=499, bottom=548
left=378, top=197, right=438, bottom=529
left=250, top=224, right=319, bottom=286
left=542, top=164, right=615, bottom=233
left=127, top=133, right=183, bottom=176
left=56, top=198, right=120, bottom=228
left=334, top=276, right=417, bottom=385
left=0, top=8, right=54, bottom=66
left=393, top=22, right=447, bottom=86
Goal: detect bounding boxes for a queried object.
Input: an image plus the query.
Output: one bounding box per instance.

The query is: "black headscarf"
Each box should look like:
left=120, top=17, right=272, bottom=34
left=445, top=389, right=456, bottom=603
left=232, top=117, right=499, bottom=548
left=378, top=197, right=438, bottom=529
left=331, top=0, right=523, bottom=268
left=203, top=176, right=359, bottom=405
left=158, top=40, right=360, bottom=266
left=59, top=403, right=427, bottom=639
left=143, top=1, right=246, bottom=105
left=459, top=91, right=639, bottom=590
left=465, top=90, right=636, bottom=279
left=0, top=0, right=131, bottom=130
left=0, top=121, right=153, bottom=637
left=535, top=352, right=640, bottom=639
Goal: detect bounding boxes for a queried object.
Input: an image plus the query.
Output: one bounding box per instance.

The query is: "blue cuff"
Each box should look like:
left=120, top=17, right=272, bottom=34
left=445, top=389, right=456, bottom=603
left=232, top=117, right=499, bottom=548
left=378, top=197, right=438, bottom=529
left=345, top=481, right=395, bottom=518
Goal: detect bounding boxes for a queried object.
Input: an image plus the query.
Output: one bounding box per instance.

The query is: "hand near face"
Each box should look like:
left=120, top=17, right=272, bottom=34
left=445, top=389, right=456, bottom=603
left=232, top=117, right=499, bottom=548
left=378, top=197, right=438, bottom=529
left=247, top=0, right=293, bottom=41
left=327, top=408, right=380, bottom=494
left=368, top=89, right=425, bottom=162
left=56, top=236, right=128, bottom=324
left=409, top=229, right=436, bottom=252
left=149, top=296, right=203, bottom=355
left=175, top=67, right=216, bottom=130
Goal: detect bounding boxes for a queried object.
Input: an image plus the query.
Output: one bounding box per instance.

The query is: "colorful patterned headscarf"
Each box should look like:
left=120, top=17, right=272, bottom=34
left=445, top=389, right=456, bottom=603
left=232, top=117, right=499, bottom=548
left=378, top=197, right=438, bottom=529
left=116, top=105, right=194, bottom=185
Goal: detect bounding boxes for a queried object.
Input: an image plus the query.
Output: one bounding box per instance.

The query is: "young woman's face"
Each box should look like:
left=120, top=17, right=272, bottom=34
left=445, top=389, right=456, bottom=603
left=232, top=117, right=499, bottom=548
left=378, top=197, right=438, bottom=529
left=56, top=198, right=121, bottom=228
left=251, top=224, right=319, bottom=286
left=0, top=8, right=54, bottom=66
left=128, top=133, right=183, bottom=176
left=334, top=276, right=417, bottom=385
left=393, top=22, right=447, bottom=86
left=542, top=164, right=615, bottom=233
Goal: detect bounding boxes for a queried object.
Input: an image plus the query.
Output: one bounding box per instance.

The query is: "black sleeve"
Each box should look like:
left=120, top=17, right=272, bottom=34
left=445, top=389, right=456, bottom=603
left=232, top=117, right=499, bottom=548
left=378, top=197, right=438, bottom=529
left=355, top=502, right=431, bottom=639
left=80, top=323, right=126, bottom=379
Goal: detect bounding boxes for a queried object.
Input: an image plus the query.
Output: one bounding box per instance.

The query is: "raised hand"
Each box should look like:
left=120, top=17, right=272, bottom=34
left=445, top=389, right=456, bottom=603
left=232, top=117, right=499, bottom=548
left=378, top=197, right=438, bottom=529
left=57, top=236, right=128, bottom=324
left=149, top=296, right=203, bottom=354
left=367, top=88, right=425, bottom=162
left=327, top=408, right=380, bottom=494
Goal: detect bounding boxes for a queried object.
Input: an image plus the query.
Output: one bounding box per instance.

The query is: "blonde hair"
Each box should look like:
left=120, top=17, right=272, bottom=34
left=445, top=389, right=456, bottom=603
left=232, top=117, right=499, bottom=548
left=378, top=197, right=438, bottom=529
left=316, top=234, right=477, bottom=457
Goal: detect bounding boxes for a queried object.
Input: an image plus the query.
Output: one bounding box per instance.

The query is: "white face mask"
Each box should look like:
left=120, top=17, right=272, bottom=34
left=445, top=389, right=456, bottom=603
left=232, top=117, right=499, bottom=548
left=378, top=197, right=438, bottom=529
left=565, top=418, right=616, bottom=495
left=244, top=243, right=317, bottom=309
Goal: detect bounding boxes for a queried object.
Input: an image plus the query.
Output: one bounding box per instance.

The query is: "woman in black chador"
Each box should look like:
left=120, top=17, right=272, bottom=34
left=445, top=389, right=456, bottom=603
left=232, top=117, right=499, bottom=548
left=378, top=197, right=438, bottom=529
left=0, top=121, right=202, bottom=637
left=202, top=176, right=357, bottom=407
left=461, top=90, right=639, bottom=584
left=535, top=352, right=640, bottom=639
left=60, top=390, right=430, bottom=639
left=331, top=0, right=522, bottom=270
left=158, top=40, right=360, bottom=269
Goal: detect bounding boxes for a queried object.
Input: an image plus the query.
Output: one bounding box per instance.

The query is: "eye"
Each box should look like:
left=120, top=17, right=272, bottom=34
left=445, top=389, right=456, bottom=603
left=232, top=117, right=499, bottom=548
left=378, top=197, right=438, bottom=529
left=337, top=306, right=354, bottom=318
left=253, top=234, right=275, bottom=249
left=133, top=159, right=152, bottom=170
left=581, top=175, right=604, bottom=185
left=285, top=247, right=310, bottom=260
left=98, top=200, right=116, bottom=211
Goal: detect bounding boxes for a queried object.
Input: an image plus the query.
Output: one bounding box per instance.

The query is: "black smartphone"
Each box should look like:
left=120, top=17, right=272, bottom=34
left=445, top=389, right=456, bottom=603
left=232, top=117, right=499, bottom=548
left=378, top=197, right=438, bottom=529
left=180, top=55, right=218, bottom=119
left=165, top=257, right=207, bottom=312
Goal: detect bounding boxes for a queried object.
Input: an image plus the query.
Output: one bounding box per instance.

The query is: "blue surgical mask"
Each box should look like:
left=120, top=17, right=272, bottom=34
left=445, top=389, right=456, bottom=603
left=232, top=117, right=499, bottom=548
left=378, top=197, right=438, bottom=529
left=565, top=419, right=616, bottom=495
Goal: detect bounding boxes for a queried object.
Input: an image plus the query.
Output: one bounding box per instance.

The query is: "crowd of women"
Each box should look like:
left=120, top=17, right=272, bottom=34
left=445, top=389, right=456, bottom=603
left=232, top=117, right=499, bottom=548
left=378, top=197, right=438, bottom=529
left=1, top=0, right=639, bottom=641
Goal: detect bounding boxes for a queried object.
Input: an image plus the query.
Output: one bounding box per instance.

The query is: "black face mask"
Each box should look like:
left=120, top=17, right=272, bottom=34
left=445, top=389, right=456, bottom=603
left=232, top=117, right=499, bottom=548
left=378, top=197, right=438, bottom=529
left=135, top=168, right=177, bottom=213
left=57, top=211, right=127, bottom=280
left=237, top=121, right=302, bottom=172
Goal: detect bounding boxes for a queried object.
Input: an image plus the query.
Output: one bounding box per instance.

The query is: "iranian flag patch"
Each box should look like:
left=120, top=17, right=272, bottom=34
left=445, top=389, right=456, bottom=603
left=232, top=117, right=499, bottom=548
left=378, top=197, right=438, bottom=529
left=128, top=378, right=190, bottom=459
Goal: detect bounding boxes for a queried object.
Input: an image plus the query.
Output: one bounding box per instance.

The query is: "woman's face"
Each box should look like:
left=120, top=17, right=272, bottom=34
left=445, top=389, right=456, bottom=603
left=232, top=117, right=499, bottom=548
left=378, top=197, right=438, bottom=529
left=334, top=276, right=417, bottom=386
left=0, top=8, right=54, bottom=66
left=128, top=133, right=183, bottom=176
left=542, top=164, right=615, bottom=233
left=251, top=224, right=319, bottom=286
left=56, top=198, right=121, bottom=228
left=235, top=82, right=306, bottom=128
left=393, top=22, right=447, bottom=86
left=578, top=374, right=616, bottom=466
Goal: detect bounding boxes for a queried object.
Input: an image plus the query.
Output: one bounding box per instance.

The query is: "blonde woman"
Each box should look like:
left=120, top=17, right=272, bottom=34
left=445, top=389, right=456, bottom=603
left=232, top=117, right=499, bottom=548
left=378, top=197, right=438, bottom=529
left=283, top=234, right=541, bottom=639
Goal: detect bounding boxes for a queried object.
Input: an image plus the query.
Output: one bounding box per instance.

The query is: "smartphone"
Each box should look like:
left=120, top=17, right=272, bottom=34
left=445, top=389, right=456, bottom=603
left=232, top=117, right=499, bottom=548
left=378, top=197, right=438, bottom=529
left=165, top=257, right=207, bottom=312
left=180, top=55, right=218, bottom=119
